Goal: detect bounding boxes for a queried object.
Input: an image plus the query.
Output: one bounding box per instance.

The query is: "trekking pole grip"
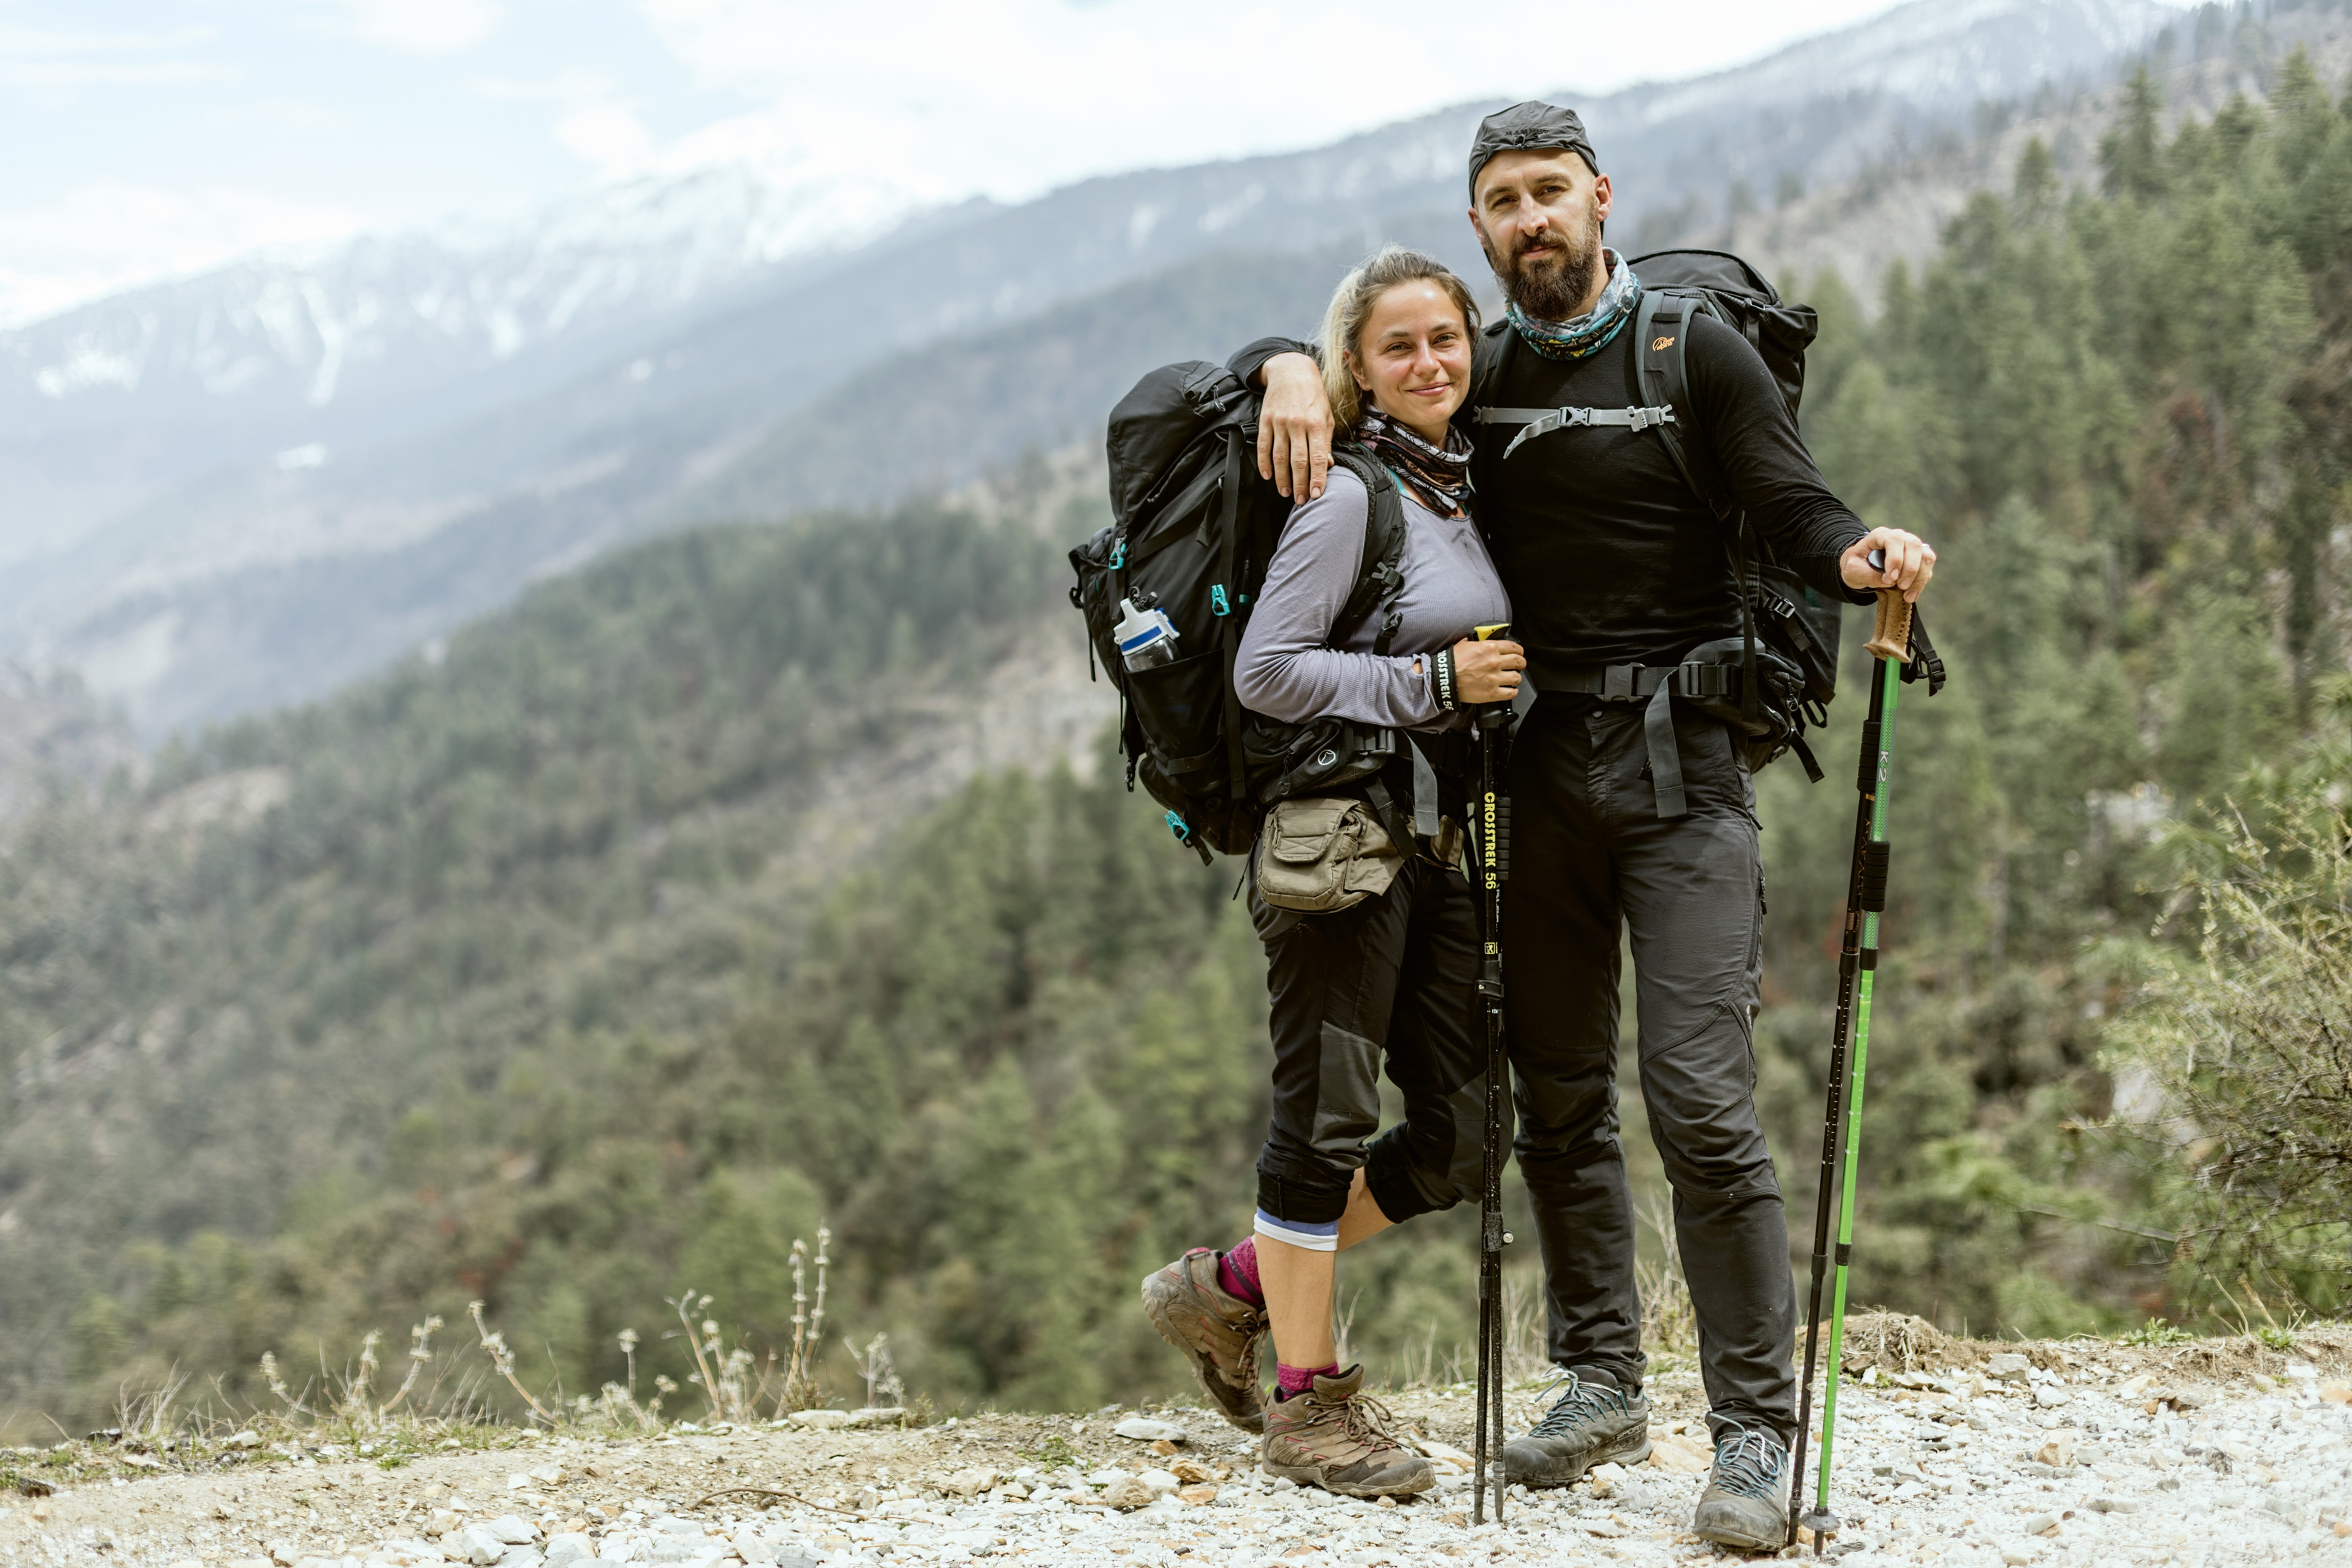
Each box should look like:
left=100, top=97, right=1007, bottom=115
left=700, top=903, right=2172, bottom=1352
left=1864, top=590, right=1911, bottom=663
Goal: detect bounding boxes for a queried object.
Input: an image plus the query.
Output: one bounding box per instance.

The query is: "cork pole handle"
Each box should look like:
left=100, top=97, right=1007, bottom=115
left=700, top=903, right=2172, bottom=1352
left=1865, top=589, right=1911, bottom=663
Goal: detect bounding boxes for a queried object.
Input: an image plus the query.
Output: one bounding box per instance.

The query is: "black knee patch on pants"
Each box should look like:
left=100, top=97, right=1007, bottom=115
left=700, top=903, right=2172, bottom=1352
left=1257, top=1169, right=1351, bottom=1226
left=1364, top=1127, right=1455, bottom=1224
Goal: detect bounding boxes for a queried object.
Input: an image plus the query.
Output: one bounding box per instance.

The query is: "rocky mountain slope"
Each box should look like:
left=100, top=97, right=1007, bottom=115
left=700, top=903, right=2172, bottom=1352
left=0, top=0, right=2194, bottom=737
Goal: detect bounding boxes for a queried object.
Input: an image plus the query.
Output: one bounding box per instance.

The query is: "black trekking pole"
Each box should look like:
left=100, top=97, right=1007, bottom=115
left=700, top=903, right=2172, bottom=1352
left=1470, top=623, right=1513, bottom=1527
left=1787, top=563, right=1917, bottom=1552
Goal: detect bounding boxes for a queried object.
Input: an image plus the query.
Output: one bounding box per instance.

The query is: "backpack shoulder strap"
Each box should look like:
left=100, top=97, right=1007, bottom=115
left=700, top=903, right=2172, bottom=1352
left=1326, top=445, right=1410, bottom=654
left=1635, top=290, right=1732, bottom=521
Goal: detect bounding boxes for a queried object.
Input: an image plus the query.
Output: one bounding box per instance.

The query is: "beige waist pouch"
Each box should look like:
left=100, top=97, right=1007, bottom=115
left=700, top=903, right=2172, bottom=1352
left=1255, top=796, right=1401, bottom=913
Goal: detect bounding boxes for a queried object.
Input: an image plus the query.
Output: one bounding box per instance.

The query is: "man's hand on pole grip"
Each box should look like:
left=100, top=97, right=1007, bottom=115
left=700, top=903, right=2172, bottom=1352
left=1257, top=352, right=1335, bottom=501
left=1840, top=527, right=1936, bottom=602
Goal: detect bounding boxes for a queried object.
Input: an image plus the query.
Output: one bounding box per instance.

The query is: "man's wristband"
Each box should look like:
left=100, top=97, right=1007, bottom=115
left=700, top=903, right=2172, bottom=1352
left=1430, top=646, right=1459, bottom=712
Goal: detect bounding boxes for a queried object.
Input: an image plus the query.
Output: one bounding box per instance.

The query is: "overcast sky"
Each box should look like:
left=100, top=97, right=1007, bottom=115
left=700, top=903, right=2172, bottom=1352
left=1, top=0, right=1928, bottom=326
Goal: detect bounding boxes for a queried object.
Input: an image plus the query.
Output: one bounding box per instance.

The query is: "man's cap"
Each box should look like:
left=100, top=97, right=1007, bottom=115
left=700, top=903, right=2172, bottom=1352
left=1468, top=101, right=1597, bottom=201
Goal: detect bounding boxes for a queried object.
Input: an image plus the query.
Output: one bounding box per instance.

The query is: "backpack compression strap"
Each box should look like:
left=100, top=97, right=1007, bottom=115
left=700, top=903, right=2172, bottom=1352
left=1471, top=404, right=1676, bottom=460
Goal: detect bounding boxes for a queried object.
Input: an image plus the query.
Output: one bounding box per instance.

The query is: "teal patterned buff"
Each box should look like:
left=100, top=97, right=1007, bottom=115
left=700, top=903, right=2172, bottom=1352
left=1507, top=250, right=1640, bottom=360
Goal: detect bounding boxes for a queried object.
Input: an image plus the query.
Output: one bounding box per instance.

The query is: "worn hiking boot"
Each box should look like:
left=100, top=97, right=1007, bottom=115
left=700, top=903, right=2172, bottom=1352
left=1500, top=1366, right=1652, bottom=1488
left=1141, top=1248, right=1267, bottom=1434
left=1692, top=1426, right=1793, bottom=1551
left=1260, top=1366, right=1435, bottom=1498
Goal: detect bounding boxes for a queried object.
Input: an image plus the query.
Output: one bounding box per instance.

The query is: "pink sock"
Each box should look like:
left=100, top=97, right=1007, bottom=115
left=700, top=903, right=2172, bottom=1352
left=1278, top=1361, right=1341, bottom=1398
left=1218, top=1237, right=1264, bottom=1307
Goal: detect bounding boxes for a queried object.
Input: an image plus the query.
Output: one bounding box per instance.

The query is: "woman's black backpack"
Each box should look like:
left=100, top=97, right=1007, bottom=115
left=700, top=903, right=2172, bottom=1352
left=1070, top=360, right=1410, bottom=861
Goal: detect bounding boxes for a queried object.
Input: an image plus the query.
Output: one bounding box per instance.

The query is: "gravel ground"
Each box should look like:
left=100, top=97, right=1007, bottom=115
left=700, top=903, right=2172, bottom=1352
left=5, top=1323, right=2350, bottom=1568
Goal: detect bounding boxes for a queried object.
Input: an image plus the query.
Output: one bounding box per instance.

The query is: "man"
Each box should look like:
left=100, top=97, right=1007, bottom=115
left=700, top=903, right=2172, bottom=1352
left=1146, top=102, right=1935, bottom=1549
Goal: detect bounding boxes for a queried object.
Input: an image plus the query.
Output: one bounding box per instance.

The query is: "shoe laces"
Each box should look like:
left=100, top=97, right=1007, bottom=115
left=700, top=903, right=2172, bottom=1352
left=1232, top=1316, right=1264, bottom=1389
left=1309, top=1387, right=1406, bottom=1452
left=1709, top=1426, right=1788, bottom=1501
left=1527, top=1370, right=1632, bottom=1438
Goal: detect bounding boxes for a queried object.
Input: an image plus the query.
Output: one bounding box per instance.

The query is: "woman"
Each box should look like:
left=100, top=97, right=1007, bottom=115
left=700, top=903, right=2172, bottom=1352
left=1141, top=247, right=1525, bottom=1498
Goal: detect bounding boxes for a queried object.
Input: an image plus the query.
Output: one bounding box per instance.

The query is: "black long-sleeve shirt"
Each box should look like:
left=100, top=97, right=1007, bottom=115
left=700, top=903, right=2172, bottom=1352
left=1230, top=313, right=1868, bottom=674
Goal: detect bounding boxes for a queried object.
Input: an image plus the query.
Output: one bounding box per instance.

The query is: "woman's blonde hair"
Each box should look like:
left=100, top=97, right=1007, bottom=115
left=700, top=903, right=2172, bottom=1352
left=1317, top=246, right=1482, bottom=430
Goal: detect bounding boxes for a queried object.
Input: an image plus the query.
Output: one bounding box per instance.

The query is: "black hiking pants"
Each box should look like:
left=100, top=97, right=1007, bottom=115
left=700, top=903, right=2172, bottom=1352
left=1253, top=851, right=1498, bottom=1239
left=1504, top=692, right=1795, bottom=1442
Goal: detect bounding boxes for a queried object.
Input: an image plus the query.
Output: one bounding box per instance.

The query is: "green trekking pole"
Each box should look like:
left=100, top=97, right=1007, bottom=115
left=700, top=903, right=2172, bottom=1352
left=1784, top=658, right=1883, bottom=1546
left=1794, top=575, right=1916, bottom=1554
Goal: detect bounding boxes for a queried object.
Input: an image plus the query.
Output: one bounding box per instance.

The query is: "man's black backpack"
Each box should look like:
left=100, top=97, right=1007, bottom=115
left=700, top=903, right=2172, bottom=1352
left=1069, top=360, right=1415, bottom=862
left=1625, top=248, right=1944, bottom=776
left=1469, top=247, right=1943, bottom=785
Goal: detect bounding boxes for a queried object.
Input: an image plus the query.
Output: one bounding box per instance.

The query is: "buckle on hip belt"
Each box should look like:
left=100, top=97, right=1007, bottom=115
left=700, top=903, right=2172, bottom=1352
left=1603, top=664, right=1637, bottom=701
left=1679, top=660, right=1731, bottom=699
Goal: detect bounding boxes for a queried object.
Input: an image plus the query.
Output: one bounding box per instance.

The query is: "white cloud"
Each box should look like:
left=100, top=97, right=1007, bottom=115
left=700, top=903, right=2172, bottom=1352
left=0, top=182, right=362, bottom=327
left=471, top=68, right=617, bottom=103
left=0, top=17, right=225, bottom=87
left=555, top=104, right=654, bottom=169
left=321, top=0, right=501, bottom=55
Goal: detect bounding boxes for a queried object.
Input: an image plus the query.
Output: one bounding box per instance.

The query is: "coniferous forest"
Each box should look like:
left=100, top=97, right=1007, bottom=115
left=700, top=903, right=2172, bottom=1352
left=2, top=58, right=2350, bottom=1435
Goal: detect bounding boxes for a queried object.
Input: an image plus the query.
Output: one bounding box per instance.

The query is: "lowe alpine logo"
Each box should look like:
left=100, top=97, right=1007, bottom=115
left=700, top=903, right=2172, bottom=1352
left=1651, top=335, right=1676, bottom=351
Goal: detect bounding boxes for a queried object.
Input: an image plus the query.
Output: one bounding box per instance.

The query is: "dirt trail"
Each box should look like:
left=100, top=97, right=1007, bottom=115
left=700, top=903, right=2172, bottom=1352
left=5, top=1321, right=2350, bottom=1568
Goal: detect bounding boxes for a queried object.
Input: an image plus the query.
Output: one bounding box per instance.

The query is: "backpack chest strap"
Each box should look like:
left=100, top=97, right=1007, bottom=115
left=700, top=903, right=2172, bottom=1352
left=1472, top=404, right=1676, bottom=460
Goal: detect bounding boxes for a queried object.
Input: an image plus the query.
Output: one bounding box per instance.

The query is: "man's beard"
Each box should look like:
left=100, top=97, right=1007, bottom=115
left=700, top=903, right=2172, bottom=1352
left=1489, top=207, right=1605, bottom=321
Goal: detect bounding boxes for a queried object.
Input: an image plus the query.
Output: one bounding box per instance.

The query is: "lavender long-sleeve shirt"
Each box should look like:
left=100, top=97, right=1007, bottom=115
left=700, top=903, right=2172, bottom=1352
left=1235, top=466, right=1510, bottom=733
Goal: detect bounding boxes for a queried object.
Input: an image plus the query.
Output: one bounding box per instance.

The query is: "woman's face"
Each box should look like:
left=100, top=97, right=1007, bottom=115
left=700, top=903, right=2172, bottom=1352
left=1348, top=280, right=1473, bottom=441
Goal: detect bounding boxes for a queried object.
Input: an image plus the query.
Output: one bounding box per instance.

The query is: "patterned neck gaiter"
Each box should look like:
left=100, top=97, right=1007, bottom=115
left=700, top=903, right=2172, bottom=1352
left=1356, top=407, right=1475, bottom=516
left=1508, top=250, right=1640, bottom=361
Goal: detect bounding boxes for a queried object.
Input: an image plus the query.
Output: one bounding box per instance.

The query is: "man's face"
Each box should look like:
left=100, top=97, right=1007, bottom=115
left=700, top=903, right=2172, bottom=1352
left=1469, top=149, right=1614, bottom=320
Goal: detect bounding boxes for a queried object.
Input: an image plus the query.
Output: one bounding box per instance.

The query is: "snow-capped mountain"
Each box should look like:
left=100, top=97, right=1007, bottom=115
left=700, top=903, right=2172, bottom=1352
left=0, top=0, right=2204, bottom=737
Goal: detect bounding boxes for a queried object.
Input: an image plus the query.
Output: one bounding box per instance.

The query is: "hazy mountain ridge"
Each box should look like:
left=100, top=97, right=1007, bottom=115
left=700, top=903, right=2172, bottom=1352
left=0, top=0, right=2202, bottom=736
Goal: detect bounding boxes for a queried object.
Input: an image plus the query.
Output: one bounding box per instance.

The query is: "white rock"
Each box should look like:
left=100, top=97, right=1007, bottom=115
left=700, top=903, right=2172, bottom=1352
left=528, top=1464, right=565, bottom=1485
left=228, top=1430, right=264, bottom=1449
left=1136, top=1468, right=1181, bottom=1496
left=543, top=1535, right=593, bottom=1567
left=457, top=1526, right=511, bottom=1566
left=1100, top=1476, right=1155, bottom=1510
left=1112, top=1417, right=1189, bottom=1443
left=485, top=1517, right=540, bottom=1546
left=1986, top=1354, right=2033, bottom=1383
left=2034, top=1386, right=2071, bottom=1407
left=941, top=1468, right=998, bottom=1497
left=495, top=1551, right=543, bottom=1568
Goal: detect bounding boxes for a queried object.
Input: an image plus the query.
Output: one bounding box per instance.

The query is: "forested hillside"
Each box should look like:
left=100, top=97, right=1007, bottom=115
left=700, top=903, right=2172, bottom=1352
left=2, top=53, right=2348, bottom=1435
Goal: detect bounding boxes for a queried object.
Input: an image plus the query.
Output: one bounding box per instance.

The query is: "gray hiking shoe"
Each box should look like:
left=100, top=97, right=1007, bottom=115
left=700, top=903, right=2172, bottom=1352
left=1260, top=1366, right=1435, bottom=1498
left=1501, top=1366, right=1652, bottom=1488
left=1141, top=1248, right=1266, bottom=1434
left=1693, top=1425, right=1793, bottom=1551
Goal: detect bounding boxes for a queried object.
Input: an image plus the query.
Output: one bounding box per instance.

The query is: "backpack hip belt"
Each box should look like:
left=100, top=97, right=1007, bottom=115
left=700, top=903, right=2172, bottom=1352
left=1527, top=654, right=1743, bottom=821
